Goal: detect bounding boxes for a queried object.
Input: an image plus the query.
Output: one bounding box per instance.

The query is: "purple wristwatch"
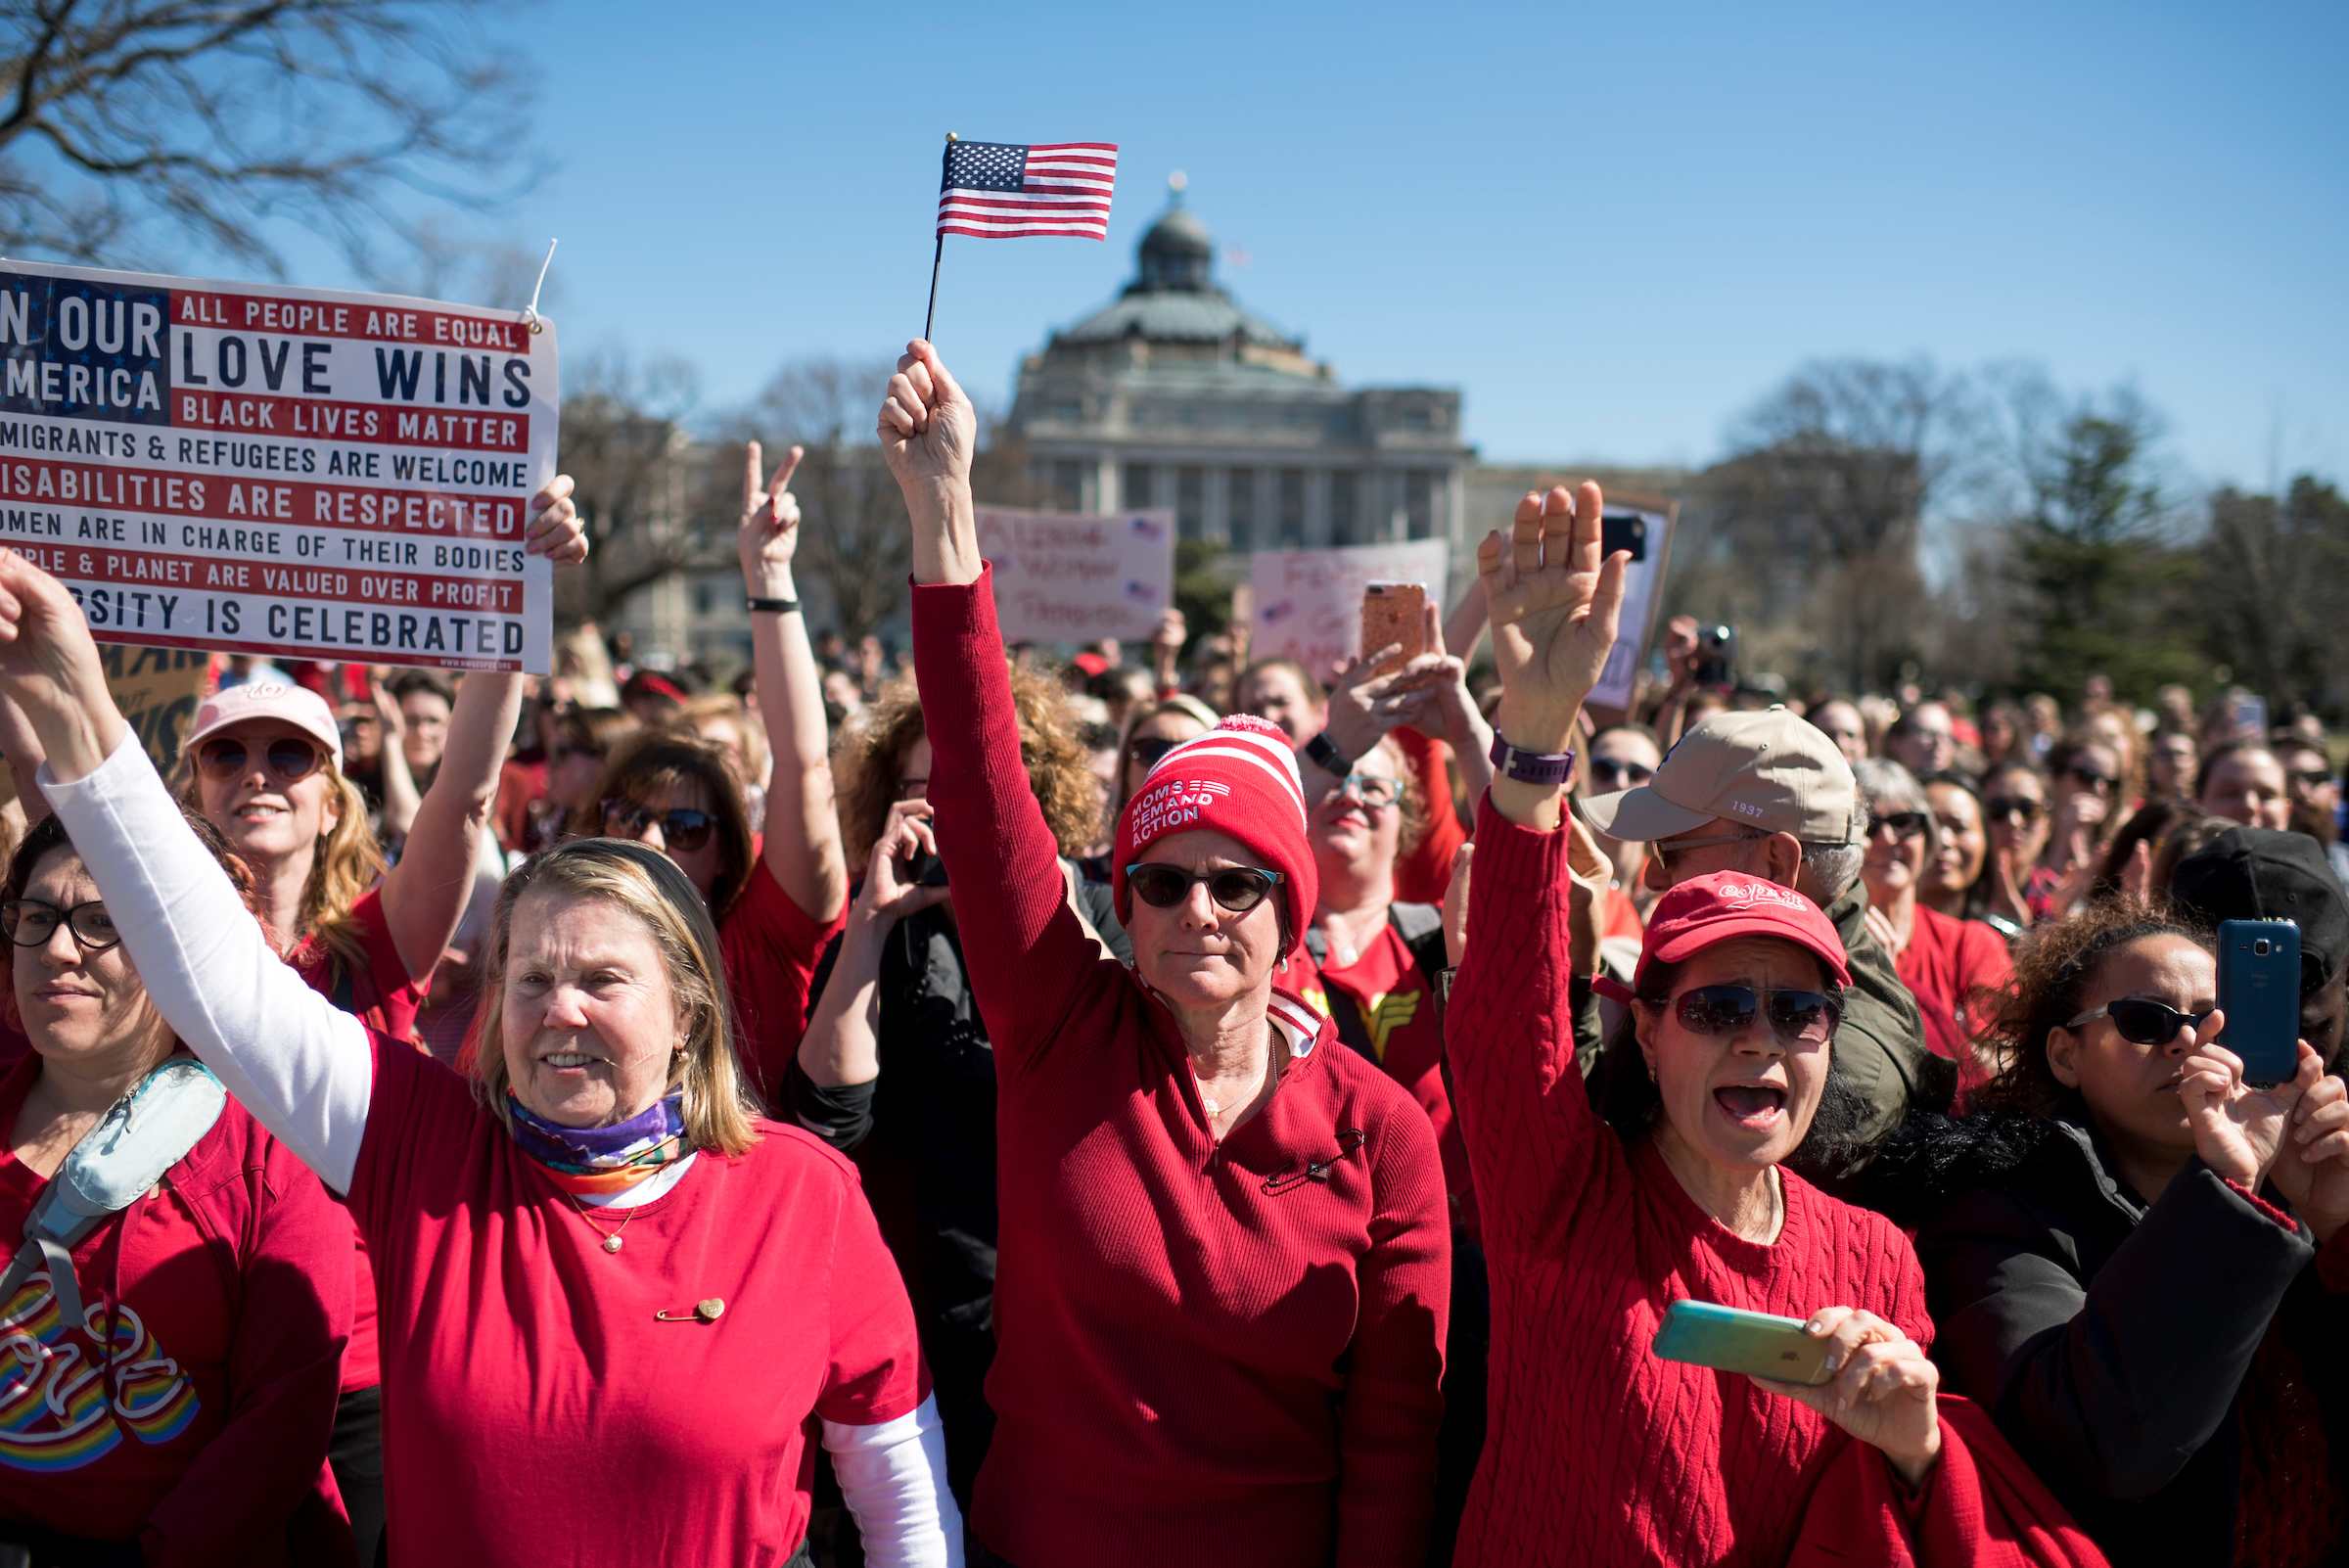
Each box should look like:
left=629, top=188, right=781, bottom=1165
left=1489, top=733, right=1576, bottom=786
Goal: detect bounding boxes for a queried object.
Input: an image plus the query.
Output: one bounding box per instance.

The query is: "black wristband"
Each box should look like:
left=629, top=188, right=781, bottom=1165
left=1303, top=731, right=1354, bottom=776
left=746, top=596, right=801, bottom=615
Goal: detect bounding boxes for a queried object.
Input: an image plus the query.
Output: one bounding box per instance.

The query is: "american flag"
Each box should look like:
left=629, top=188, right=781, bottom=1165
left=937, top=140, right=1119, bottom=241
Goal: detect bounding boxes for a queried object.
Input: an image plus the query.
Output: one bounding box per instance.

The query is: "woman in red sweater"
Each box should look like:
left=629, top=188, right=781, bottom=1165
left=1447, top=481, right=2102, bottom=1567
left=881, top=341, right=1451, bottom=1568
left=0, top=810, right=353, bottom=1566
left=0, top=551, right=959, bottom=1568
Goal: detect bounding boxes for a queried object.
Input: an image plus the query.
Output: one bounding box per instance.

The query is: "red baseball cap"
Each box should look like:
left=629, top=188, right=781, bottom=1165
left=1627, top=870, right=1851, bottom=995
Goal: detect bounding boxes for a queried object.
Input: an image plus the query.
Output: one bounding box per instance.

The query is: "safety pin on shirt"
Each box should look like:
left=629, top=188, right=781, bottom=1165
left=1262, top=1129, right=1367, bottom=1194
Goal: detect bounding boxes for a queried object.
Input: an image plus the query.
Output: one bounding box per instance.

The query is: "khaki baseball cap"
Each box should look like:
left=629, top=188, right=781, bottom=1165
left=1582, top=707, right=1862, bottom=846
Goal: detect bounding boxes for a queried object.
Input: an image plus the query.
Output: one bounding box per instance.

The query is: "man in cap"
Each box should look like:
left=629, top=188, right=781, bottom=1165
left=2168, top=824, right=2349, bottom=1071
left=1580, top=707, right=1957, bottom=1182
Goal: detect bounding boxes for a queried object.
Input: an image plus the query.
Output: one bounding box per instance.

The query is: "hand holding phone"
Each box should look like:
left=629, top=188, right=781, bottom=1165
left=1650, top=1300, right=1832, bottom=1385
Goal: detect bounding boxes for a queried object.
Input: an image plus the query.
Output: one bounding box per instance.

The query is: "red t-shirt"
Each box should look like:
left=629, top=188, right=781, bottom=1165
left=721, top=858, right=848, bottom=1112
left=492, top=757, right=548, bottom=856
left=348, top=1036, right=926, bottom=1564
left=292, top=885, right=426, bottom=1395
left=1897, top=904, right=2012, bottom=1092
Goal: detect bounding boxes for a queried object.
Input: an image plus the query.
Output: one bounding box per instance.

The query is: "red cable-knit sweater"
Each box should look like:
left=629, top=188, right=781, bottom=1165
left=1450, top=797, right=2059, bottom=1567
left=912, top=572, right=1451, bottom=1568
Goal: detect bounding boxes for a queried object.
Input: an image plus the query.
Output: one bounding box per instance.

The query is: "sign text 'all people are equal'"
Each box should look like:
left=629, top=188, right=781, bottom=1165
left=0, top=261, right=559, bottom=673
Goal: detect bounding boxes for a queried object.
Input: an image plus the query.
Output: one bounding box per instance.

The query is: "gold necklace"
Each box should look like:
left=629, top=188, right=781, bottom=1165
left=565, top=1189, right=640, bottom=1255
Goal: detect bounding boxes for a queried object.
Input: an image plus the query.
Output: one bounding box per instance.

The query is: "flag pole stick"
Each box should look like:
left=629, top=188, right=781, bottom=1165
left=924, top=132, right=958, bottom=342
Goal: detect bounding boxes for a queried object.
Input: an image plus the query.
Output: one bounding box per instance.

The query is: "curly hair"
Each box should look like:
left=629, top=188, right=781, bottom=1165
left=1971, top=899, right=2211, bottom=1118
left=834, top=669, right=1101, bottom=865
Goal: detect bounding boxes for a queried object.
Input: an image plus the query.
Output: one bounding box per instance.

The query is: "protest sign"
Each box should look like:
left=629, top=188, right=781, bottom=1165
left=0, top=261, right=558, bottom=673
left=1586, top=501, right=1677, bottom=713
left=1250, top=539, right=1450, bottom=676
left=101, top=644, right=213, bottom=778
left=975, top=507, right=1174, bottom=643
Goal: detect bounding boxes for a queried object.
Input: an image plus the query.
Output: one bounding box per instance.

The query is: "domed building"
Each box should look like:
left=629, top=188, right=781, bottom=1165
left=1005, top=179, right=1472, bottom=557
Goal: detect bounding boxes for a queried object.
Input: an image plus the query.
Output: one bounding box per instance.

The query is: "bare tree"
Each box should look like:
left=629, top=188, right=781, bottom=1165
left=0, top=1, right=535, bottom=275
left=553, top=350, right=722, bottom=629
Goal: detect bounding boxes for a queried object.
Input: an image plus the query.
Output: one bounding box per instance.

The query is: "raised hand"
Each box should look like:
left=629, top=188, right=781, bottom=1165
left=855, top=801, right=952, bottom=929
left=0, top=550, right=124, bottom=783
left=1477, top=483, right=1627, bottom=758
left=2271, top=1066, right=2349, bottom=1243
left=2179, top=1036, right=2318, bottom=1187
left=739, top=441, right=805, bottom=594
left=524, top=475, right=589, bottom=566
left=1756, top=1306, right=1942, bottom=1488
left=878, top=340, right=977, bottom=499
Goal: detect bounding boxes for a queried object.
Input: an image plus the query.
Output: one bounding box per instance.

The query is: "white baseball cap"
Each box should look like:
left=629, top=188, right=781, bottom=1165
left=184, top=681, right=345, bottom=773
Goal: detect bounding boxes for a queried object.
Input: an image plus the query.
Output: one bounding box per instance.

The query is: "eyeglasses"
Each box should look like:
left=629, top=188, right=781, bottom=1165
left=894, top=777, right=929, bottom=802
left=1867, top=810, right=1928, bottom=840
left=2, top=899, right=122, bottom=954
left=1670, top=984, right=1842, bottom=1045
left=2291, top=768, right=2336, bottom=789
left=2066, top=997, right=2215, bottom=1046
left=1982, top=796, right=2046, bottom=825
left=197, top=735, right=325, bottom=785
left=601, top=802, right=716, bottom=852
left=1125, top=862, right=1284, bottom=914
left=1320, top=774, right=1402, bottom=808
left=2065, top=765, right=2117, bottom=793
left=1128, top=736, right=1179, bottom=769
left=1588, top=758, right=1655, bottom=790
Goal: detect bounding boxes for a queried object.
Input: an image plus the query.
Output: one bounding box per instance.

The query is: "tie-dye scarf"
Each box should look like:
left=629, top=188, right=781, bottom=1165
left=507, top=1089, right=687, bottom=1195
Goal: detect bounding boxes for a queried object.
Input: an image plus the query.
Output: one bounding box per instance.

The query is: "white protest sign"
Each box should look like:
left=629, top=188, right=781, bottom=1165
left=1587, top=505, right=1676, bottom=712
left=975, top=506, right=1174, bottom=643
left=1250, top=539, right=1450, bottom=675
left=0, top=260, right=557, bottom=673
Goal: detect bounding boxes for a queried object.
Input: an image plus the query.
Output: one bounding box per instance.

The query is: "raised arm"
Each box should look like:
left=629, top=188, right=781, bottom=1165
left=379, top=477, right=587, bottom=980
left=742, top=441, right=849, bottom=924
left=0, top=550, right=373, bottom=1190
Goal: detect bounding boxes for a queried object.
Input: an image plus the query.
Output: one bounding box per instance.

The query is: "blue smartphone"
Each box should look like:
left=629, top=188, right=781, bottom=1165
left=2217, top=918, right=2301, bottom=1086
left=1650, top=1299, right=1832, bottom=1386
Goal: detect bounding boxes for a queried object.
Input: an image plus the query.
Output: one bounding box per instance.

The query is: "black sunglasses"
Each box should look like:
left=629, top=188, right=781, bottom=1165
left=1128, top=736, right=1179, bottom=769
left=1671, top=984, right=1842, bottom=1044
left=602, top=802, right=716, bottom=853
left=1588, top=758, right=1655, bottom=790
left=2, top=899, right=121, bottom=953
left=2066, top=997, right=2214, bottom=1046
left=2065, top=765, right=2117, bottom=792
left=1867, top=810, right=1928, bottom=840
left=1982, top=796, right=2046, bottom=825
left=198, top=735, right=325, bottom=784
left=1126, top=862, right=1284, bottom=914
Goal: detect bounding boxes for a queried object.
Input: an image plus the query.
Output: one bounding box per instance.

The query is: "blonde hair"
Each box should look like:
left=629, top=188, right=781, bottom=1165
left=471, top=838, right=760, bottom=1158
left=179, top=760, right=383, bottom=975
left=681, top=693, right=770, bottom=789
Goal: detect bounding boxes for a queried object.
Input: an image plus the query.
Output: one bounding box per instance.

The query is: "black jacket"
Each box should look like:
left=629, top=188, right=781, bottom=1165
left=1877, top=1108, right=2345, bottom=1566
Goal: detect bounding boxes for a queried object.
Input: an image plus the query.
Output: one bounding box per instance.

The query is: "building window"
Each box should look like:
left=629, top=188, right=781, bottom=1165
left=1176, top=467, right=1204, bottom=539
left=1277, top=470, right=1306, bottom=548
left=692, top=581, right=714, bottom=618
left=1050, top=461, right=1082, bottom=513
left=1227, top=468, right=1256, bottom=550
left=1330, top=471, right=1358, bottom=545
left=1123, top=463, right=1154, bottom=511
left=1405, top=471, right=1434, bottom=539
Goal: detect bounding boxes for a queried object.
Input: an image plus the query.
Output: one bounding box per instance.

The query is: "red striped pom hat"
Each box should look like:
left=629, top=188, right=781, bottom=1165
left=1113, top=714, right=1316, bottom=952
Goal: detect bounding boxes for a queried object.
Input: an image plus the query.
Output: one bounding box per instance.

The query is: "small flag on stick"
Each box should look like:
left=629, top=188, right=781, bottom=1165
left=937, top=140, right=1120, bottom=240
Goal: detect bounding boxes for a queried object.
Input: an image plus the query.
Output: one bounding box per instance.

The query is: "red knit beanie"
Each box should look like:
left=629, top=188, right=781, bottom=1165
left=1113, top=714, right=1316, bottom=952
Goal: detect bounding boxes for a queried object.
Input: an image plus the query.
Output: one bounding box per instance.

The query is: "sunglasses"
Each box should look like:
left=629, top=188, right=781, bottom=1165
left=1125, top=862, right=1284, bottom=914
left=198, top=735, right=325, bottom=784
left=1320, top=774, right=1402, bottom=808
left=1982, top=796, right=2046, bottom=825
left=2065, top=766, right=2117, bottom=792
left=1588, top=758, right=1655, bottom=790
left=2066, top=997, right=2214, bottom=1047
left=2291, top=768, right=2336, bottom=789
left=1867, top=810, right=1927, bottom=840
left=1128, top=736, right=1179, bottom=769
left=602, top=802, right=716, bottom=853
left=2, top=899, right=121, bottom=953
left=1671, top=984, right=1842, bottom=1045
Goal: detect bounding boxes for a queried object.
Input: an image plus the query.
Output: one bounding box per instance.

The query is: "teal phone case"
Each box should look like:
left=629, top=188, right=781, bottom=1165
left=1650, top=1300, right=1833, bottom=1386
left=2218, top=919, right=2301, bottom=1085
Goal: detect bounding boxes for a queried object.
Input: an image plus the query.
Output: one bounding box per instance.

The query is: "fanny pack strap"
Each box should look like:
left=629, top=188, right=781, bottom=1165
left=0, top=1058, right=225, bottom=1336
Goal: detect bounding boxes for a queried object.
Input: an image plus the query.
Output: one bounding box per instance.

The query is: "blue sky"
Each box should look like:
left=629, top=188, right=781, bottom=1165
left=299, top=0, right=2348, bottom=491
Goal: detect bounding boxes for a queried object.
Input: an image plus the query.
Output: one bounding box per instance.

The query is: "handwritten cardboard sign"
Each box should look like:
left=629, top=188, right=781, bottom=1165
left=101, top=643, right=213, bottom=778
left=975, top=507, right=1174, bottom=643
left=1249, top=540, right=1450, bottom=677
left=0, top=260, right=557, bottom=673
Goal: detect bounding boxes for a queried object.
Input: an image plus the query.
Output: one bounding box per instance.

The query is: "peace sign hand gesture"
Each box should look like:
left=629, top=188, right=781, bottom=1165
left=1478, top=482, right=1629, bottom=759
left=740, top=440, right=805, bottom=596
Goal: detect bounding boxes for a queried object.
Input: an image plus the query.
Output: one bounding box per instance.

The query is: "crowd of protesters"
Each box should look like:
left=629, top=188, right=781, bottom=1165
left=0, top=338, right=2344, bottom=1568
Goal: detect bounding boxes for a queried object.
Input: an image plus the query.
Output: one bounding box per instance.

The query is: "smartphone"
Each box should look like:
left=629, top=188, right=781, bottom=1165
left=1651, top=1299, right=1832, bottom=1386
left=2234, top=694, right=2270, bottom=740
left=2218, top=918, right=2301, bottom=1085
left=1601, top=511, right=1648, bottom=563
left=1691, top=624, right=1736, bottom=690
left=1359, top=581, right=1427, bottom=677
left=903, top=849, right=951, bottom=889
